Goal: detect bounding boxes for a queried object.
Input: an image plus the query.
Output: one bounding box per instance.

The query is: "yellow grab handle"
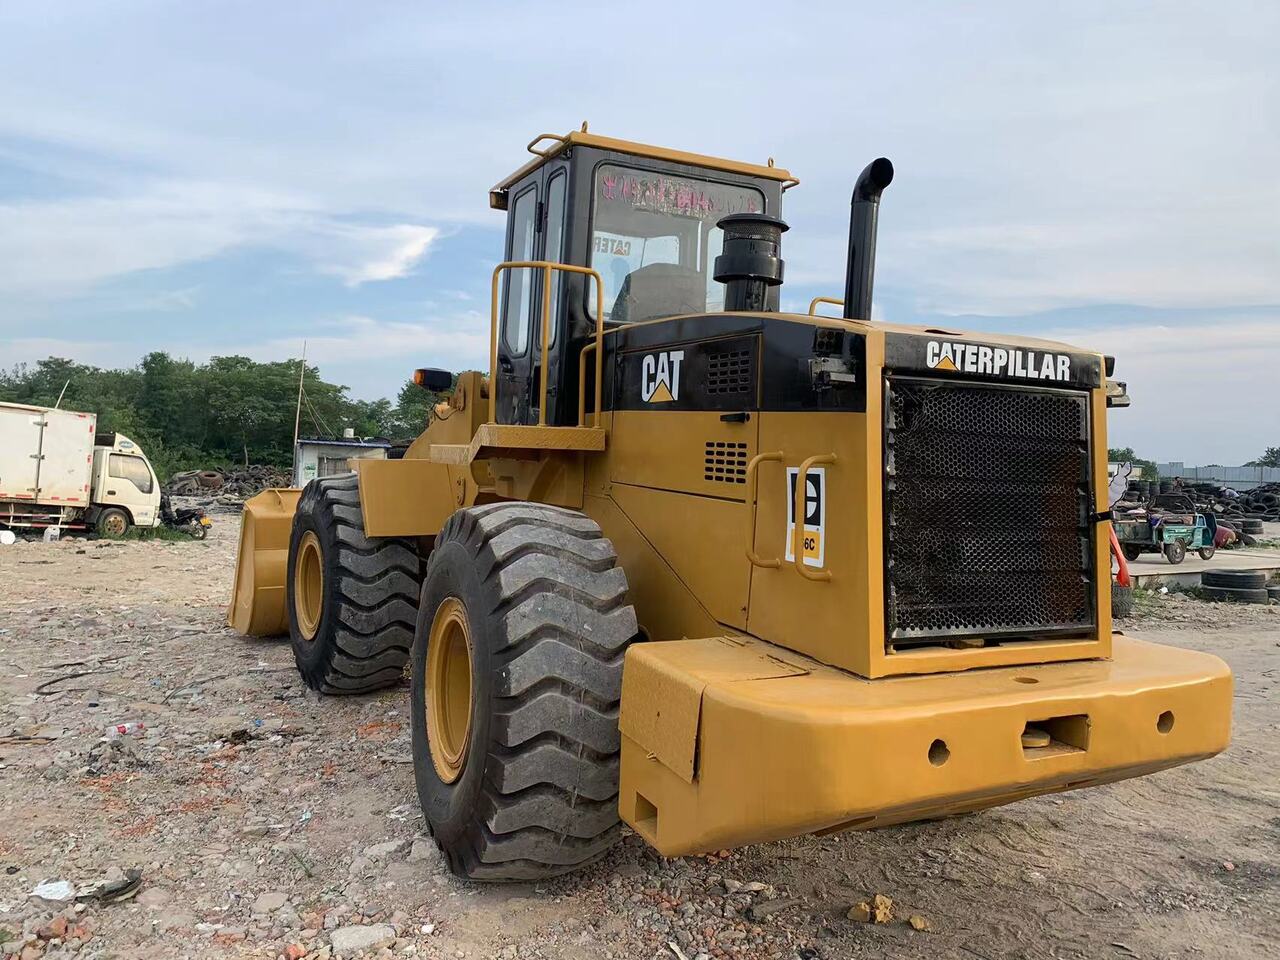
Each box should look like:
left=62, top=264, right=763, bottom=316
left=744, top=451, right=784, bottom=569
left=808, top=296, right=844, bottom=316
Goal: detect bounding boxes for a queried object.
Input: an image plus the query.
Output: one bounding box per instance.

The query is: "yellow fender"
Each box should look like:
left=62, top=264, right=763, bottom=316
left=228, top=488, right=303, bottom=636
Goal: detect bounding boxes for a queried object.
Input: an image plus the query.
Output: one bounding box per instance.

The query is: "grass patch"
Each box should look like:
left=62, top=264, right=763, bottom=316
left=105, top=525, right=207, bottom=543
left=1130, top=587, right=1166, bottom=613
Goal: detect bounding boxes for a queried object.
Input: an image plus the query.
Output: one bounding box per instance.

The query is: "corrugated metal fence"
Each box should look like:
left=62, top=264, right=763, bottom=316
left=1157, top=462, right=1280, bottom=489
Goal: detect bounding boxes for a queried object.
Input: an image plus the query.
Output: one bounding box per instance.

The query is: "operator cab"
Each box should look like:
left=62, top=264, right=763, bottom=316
left=488, top=127, right=794, bottom=425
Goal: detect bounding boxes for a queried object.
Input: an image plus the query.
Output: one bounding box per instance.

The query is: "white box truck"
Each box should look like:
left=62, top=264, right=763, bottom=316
left=0, top=401, right=162, bottom=535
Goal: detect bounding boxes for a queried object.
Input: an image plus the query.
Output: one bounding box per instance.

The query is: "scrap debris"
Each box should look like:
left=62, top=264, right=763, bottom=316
left=848, top=893, right=895, bottom=924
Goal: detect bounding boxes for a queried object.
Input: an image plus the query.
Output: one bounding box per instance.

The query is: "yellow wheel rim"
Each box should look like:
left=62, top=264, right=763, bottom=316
left=103, top=513, right=126, bottom=536
left=426, top=597, right=474, bottom=784
left=294, top=530, right=324, bottom=641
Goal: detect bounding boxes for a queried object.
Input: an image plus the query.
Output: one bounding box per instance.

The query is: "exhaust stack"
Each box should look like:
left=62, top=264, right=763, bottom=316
left=842, top=158, right=894, bottom=322
left=714, top=213, right=788, bottom=312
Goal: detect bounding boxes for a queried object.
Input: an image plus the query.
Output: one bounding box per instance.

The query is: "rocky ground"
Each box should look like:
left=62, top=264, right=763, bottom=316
left=1, top=511, right=1277, bottom=960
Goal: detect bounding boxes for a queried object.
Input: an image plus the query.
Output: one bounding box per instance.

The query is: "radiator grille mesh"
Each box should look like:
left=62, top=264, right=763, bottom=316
left=884, top=377, right=1095, bottom=645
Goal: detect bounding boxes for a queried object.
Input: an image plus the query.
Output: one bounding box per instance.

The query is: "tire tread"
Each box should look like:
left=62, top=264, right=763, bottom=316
left=420, top=501, right=638, bottom=880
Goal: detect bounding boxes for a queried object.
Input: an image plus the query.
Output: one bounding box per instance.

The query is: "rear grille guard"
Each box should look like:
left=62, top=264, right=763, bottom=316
left=883, top=376, right=1095, bottom=647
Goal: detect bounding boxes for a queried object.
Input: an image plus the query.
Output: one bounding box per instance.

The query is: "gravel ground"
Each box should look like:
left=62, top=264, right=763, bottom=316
left=1, top=512, right=1277, bottom=960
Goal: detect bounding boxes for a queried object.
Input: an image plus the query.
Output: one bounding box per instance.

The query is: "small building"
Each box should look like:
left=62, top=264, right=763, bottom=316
left=294, top=433, right=391, bottom=488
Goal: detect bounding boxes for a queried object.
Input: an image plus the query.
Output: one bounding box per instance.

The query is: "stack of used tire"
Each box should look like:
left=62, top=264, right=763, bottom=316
left=1111, top=581, right=1135, bottom=619
left=1200, top=569, right=1277, bottom=604
left=1241, top=483, right=1280, bottom=522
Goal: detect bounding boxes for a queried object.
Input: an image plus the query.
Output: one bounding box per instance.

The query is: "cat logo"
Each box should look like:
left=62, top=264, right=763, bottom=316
left=641, top=350, right=684, bottom=403
left=785, top=466, right=826, bottom=567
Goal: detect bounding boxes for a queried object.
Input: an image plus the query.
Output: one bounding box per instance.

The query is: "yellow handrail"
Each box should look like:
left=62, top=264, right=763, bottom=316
left=526, top=133, right=567, bottom=157
left=793, top=453, right=836, bottom=581
left=744, top=451, right=784, bottom=569
left=489, top=261, right=605, bottom=428
left=808, top=296, right=844, bottom=316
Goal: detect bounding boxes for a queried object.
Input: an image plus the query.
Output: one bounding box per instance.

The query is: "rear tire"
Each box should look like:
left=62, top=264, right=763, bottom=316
left=1122, top=544, right=1143, bottom=562
left=1163, top=541, right=1186, bottom=564
left=286, top=475, right=421, bottom=694
left=411, top=502, right=639, bottom=881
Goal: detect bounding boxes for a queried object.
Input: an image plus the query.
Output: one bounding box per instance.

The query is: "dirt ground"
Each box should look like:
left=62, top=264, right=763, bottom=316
left=1, top=511, right=1277, bottom=960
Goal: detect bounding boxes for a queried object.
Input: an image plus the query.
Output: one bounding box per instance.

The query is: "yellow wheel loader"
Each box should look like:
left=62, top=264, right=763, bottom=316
left=229, top=128, right=1232, bottom=881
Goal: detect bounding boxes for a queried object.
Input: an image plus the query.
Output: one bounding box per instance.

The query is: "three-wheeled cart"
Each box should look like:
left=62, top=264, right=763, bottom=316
left=1115, top=512, right=1217, bottom=564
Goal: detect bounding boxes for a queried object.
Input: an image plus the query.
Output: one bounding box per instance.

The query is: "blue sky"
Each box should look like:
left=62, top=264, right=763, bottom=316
left=1, top=2, right=1276, bottom=463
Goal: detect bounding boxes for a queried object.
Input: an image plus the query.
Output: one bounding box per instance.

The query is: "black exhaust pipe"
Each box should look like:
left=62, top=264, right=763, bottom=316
left=842, top=158, right=894, bottom=321
left=714, top=213, right=788, bottom=312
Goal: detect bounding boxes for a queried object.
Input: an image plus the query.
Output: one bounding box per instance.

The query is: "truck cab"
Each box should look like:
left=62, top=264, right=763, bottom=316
left=90, top=433, right=161, bottom=531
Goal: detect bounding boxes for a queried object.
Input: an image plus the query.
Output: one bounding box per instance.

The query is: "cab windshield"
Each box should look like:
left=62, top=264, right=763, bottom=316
left=590, top=164, right=765, bottom=324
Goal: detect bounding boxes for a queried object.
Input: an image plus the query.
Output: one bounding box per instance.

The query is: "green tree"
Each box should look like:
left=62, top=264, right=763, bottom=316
left=1248, top=446, right=1280, bottom=467
left=1, top=352, right=423, bottom=479
left=1108, top=446, right=1158, bottom=479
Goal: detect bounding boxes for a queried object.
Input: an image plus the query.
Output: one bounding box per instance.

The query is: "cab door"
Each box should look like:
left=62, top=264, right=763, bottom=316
left=495, top=181, right=539, bottom=424
left=99, top=452, right=160, bottom=527
left=495, top=165, right=569, bottom=425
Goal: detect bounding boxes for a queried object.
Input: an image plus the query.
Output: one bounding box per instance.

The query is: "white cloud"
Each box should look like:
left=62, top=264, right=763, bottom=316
left=0, top=182, right=289, bottom=295
left=0, top=183, right=439, bottom=300
left=310, top=224, right=439, bottom=287
left=1044, top=316, right=1280, bottom=465
left=257, top=313, right=487, bottom=367
left=0, top=311, right=490, bottom=399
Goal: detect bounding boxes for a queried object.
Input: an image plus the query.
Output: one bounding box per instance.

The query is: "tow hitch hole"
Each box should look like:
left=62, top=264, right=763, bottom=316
left=1014, top=676, right=1038, bottom=684
left=1022, top=715, right=1090, bottom=758
left=633, top=793, right=658, bottom=837
left=928, top=739, right=950, bottom=766
left=1157, top=710, right=1175, bottom=734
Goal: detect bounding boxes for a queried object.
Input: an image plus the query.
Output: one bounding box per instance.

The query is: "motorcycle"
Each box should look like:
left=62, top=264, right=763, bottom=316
left=160, top=493, right=213, bottom=539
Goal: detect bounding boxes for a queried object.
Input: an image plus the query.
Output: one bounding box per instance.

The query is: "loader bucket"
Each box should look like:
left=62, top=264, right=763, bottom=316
left=228, top=488, right=303, bottom=636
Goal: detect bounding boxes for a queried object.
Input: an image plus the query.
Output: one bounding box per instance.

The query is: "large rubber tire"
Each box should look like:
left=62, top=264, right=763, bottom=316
left=1111, top=582, right=1135, bottom=620
left=1197, top=546, right=1216, bottom=560
left=1242, top=519, right=1265, bottom=535
left=411, top=502, right=639, bottom=881
left=1201, top=585, right=1269, bottom=604
left=1203, top=570, right=1267, bottom=590
left=286, top=475, right=422, bottom=694
left=97, top=508, right=130, bottom=537
left=1122, top=544, right=1143, bottom=562
left=1163, top=541, right=1186, bottom=564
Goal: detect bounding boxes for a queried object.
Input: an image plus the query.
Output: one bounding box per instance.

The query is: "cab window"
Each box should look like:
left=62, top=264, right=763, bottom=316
left=540, top=172, right=567, bottom=348
left=502, top=186, right=537, bottom=354
left=109, top=454, right=153, bottom=494
left=590, top=164, right=765, bottom=324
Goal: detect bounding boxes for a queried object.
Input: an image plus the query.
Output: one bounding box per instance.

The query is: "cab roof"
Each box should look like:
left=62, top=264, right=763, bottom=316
left=489, top=127, right=797, bottom=210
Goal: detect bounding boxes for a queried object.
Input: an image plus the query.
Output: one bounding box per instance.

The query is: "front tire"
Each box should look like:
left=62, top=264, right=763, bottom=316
left=285, top=475, right=422, bottom=694
left=97, top=508, right=130, bottom=537
left=411, top=502, right=639, bottom=881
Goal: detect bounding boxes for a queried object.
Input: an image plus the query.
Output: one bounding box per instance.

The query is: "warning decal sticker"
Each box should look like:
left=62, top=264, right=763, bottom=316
left=785, top=466, right=826, bottom=568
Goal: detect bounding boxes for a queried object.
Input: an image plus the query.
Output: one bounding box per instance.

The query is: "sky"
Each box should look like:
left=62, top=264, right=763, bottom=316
left=1, top=2, right=1276, bottom=464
